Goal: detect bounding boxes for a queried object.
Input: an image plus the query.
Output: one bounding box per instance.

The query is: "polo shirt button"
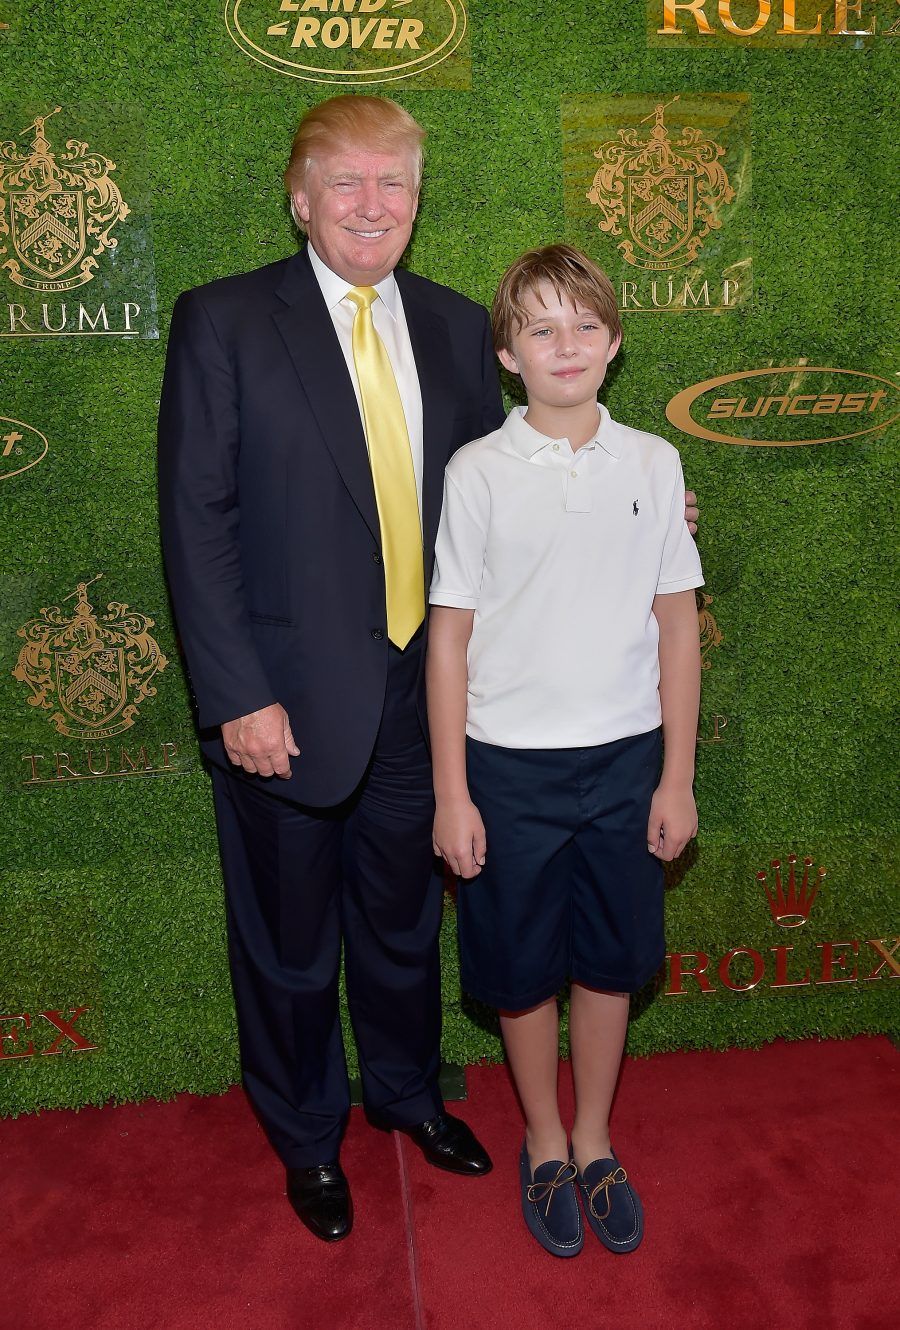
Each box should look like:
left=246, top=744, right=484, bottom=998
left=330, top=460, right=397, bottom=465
left=372, top=551, right=382, bottom=565
left=371, top=628, right=384, bottom=640
left=552, top=443, right=560, bottom=452
left=570, top=470, right=578, bottom=478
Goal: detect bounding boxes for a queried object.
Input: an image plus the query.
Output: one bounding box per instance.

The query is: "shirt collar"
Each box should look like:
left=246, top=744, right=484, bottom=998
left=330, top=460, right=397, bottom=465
left=502, top=403, right=621, bottom=459
left=307, top=243, right=400, bottom=321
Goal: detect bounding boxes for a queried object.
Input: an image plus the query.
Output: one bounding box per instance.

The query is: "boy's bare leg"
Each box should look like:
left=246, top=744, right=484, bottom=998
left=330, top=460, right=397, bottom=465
left=569, top=984, right=629, bottom=1172
left=500, top=998, right=569, bottom=1170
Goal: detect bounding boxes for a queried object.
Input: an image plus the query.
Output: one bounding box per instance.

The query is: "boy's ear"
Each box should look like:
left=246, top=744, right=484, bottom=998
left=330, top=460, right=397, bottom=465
left=497, top=346, right=519, bottom=376
left=607, top=332, right=623, bottom=363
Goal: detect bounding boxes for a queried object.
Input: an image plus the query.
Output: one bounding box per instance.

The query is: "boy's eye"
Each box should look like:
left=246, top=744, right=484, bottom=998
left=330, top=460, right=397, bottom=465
left=531, top=327, right=552, bottom=337
left=579, top=322, right=599, bottom=332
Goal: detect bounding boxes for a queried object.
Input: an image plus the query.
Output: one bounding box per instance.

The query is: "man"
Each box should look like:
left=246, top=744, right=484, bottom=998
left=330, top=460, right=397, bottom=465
left=158, top=95, right=698, bottom=1244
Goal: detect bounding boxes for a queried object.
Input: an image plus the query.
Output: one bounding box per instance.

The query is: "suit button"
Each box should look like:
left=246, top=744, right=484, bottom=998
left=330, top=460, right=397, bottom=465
left=371, top=628, right=384, bottom=640
left=372, top=551, right=382, bottom=565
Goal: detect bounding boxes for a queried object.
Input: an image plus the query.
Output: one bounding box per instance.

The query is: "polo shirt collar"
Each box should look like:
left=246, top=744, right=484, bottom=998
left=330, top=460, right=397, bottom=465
left=503, top=403, right=622, bottom=459
left=307, top=242, right=400, bottom=321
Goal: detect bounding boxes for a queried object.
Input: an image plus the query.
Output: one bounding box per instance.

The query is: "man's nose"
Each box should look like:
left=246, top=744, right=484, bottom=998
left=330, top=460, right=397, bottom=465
left=357, top=184, right=384, bottom=219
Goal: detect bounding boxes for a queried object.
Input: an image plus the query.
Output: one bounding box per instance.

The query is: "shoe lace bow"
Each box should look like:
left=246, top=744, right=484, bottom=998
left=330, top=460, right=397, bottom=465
left=526, top=1160, right=578, bottom=1215
left=586, top=1165, right=628, bottom=1220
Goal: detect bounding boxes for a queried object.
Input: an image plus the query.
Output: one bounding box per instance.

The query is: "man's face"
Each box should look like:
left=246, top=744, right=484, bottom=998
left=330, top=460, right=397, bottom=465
left=293, top=144, right=420, bottom=287
left=497, top=281, right=621, bottom=410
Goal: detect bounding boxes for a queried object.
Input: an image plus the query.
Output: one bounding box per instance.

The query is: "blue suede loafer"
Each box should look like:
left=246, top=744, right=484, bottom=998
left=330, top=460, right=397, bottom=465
left=577, top=1152, right=644, bottom=1254
left=520, top=1143, right=583, bottom=1258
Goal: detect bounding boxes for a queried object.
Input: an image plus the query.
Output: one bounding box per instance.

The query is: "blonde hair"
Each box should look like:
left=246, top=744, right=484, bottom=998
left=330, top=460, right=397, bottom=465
left=284, top=95, right=426, bottom=226
left=491, top=244, right=622, bottom=354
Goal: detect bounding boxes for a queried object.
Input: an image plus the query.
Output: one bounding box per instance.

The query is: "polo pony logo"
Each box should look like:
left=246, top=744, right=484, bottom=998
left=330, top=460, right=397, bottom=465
left=13, top=575, right=167, bottom=740
left=0, top=107, right=129, bottom=292
left=587, top=96, right=735, bottom=272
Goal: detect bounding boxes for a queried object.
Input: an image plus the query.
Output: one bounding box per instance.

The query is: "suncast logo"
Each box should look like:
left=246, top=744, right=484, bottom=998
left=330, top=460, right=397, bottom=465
left=0, top=415, right=48, bottom=480
left=225, top=0, right=467, bottom=83
left=666, top=366, right=900, bottom=446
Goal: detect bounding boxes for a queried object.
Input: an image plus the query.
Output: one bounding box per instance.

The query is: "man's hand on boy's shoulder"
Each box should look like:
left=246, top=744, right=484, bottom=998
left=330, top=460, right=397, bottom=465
left=647, top=781, right=698, bottom=862
left=433, top=799, right=487, bottom=880
left=684, top=489, right=699, bottom=536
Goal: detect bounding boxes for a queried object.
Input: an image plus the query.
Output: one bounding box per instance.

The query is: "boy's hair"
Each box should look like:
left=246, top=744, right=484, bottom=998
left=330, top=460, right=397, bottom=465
left=284, top=95, right=426, bottom=227
left=491, top=244, right=621, bottom=354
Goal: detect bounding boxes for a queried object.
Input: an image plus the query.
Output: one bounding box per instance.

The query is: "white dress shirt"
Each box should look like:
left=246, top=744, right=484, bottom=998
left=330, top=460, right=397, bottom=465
left=429, top=404, right=704, bottom=749
left=307, top=244, right=424, bottom=513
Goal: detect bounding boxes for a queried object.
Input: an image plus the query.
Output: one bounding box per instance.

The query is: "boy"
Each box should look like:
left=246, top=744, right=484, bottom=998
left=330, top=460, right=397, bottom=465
left=426, top=244, right=703, bottom=1258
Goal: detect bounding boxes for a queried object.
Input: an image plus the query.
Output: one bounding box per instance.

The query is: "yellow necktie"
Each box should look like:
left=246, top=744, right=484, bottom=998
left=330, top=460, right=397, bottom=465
left=346, top=286, right=424, bottom=650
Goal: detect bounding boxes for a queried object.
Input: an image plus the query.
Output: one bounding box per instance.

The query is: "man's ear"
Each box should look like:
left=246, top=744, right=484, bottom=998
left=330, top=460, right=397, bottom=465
left=292, top=190, right=311, bottom=226
left=497, top=346, right=518, bottom=376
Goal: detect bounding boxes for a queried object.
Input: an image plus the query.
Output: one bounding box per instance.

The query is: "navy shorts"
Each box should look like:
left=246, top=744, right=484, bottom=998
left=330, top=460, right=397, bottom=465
left=457, top=729, right=664, bottom=1011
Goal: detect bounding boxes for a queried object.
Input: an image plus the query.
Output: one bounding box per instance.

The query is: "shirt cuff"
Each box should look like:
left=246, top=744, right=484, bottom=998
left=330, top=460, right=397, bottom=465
left=655, top=574, right=705, bottom=595
left=429, top=590, right=479, bottom=609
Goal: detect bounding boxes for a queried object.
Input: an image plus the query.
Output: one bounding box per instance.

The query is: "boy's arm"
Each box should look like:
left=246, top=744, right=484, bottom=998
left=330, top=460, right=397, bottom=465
left=426, top=606, right=486, bottom=880
left=647, top=589, right=702, bottom=861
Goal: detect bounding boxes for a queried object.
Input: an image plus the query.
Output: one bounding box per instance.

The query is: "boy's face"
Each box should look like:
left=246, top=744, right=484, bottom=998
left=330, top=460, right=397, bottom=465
left=497, top=281, right=621, bottom=411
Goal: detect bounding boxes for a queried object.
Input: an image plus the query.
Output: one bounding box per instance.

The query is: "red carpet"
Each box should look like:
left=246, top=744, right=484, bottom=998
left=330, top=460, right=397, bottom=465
left=3, top=1037, right=896, bottom=1330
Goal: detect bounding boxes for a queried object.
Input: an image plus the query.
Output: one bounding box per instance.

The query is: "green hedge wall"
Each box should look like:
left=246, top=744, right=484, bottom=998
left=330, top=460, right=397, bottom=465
left=1, top=2, right=897, bottom=1115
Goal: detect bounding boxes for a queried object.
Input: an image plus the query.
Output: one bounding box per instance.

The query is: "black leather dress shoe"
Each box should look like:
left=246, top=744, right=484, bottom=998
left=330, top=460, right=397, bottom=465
left=404, top=1113, right=493, bottom=1176
left=286, top=1162, right=353, bottom=1242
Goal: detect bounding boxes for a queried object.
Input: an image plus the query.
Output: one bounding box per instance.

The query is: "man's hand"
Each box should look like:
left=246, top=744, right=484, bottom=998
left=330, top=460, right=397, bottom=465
left=433, top=799, right=487, bottom=880
left=222, top=702, right=300, bottom=779
left=647, top=780, right=698, bottom=862
left=685, top=489, right=699, bottom=536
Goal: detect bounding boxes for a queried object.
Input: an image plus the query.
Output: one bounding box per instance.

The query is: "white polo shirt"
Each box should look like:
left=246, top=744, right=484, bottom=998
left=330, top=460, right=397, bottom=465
left=429, top=404, right=704, bottom=749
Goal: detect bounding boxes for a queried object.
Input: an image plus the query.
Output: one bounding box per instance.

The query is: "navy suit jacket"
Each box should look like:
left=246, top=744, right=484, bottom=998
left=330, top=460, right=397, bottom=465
left=158, top=245, right=505, bottom=806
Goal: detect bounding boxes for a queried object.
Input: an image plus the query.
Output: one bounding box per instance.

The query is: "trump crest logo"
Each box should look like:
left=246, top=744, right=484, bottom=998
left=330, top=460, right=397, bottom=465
left=0, top=107, right=129, bottom=294
left=13, top=575, right=167, bottom=741
left=587, top=97, right=735, bottom=273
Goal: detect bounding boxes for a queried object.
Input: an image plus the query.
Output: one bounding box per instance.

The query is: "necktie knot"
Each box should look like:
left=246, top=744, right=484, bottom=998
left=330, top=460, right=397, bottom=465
left=347, top=285, right=378, bottom=313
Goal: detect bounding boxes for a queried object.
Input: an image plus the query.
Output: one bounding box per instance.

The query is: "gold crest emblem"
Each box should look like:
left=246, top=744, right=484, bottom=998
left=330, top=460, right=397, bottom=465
left=0, top=107, right=129, bottom=292
left=13, top=575, right=167, bottom=740
left=696, top=589, right=723, bottom=667
left=587, top=96, right=735, bottom=272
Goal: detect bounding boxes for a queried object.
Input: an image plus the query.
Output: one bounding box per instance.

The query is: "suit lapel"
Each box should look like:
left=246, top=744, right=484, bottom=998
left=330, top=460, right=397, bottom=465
left=272, top=249, right=380, bottom=545
left=396, top=269, right=455, bottom=562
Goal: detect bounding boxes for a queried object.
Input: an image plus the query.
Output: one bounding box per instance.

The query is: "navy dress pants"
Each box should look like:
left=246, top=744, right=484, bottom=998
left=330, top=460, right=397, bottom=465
left=210, top=639, right=443, bottom=1169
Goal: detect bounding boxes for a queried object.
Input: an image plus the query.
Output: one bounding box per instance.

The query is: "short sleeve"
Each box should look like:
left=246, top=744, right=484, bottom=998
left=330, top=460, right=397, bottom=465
left=656, top=456, right=704, bottom=595
left=429, top=471, right=488, bottom=609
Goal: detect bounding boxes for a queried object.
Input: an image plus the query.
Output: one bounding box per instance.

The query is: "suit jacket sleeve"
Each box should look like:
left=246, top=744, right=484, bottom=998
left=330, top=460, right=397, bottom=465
left=479, top=306, right=506, bottom=436
left=157, top=289, right=276, bottom=729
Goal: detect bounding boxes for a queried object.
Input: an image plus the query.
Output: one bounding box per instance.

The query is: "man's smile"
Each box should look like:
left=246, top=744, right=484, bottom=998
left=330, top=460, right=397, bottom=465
left=345, top=225, right=391, bottom=239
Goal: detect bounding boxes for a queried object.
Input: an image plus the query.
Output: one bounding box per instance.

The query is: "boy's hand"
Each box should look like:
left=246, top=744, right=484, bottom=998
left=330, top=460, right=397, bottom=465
left=685, top=489, right=699, bottom=536
left=433, top=799, right=487, bottom=880
left=647, top=781, right=698, bottom=861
